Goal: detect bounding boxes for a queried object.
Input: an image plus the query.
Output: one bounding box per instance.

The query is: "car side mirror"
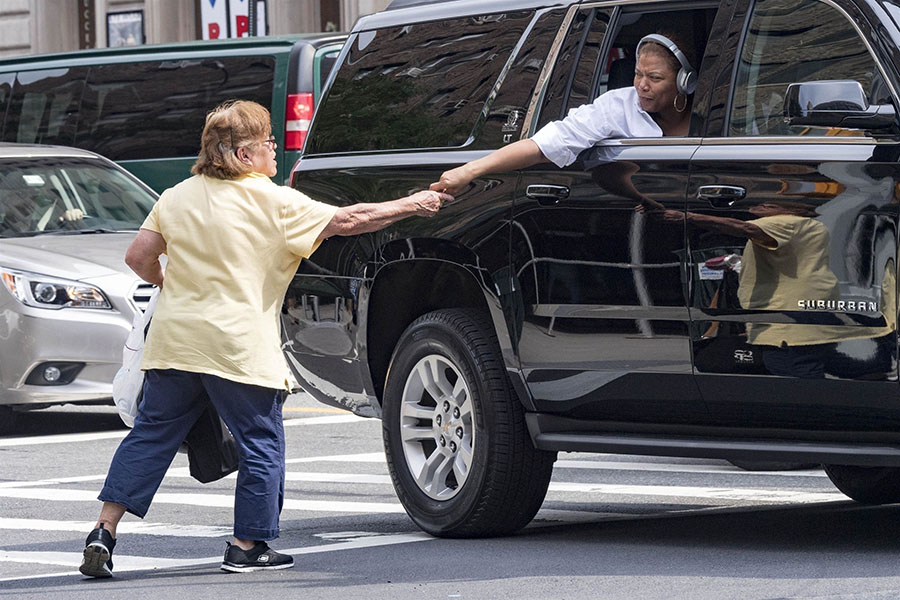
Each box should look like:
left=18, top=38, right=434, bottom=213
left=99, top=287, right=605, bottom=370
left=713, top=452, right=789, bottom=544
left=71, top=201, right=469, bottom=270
left=783, top=80, right=897, bottom=130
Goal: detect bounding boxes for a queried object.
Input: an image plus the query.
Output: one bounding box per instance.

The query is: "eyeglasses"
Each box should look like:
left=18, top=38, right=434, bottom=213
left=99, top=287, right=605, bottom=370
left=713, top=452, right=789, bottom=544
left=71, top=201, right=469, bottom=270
left=259, top=135, right=277, bottom=150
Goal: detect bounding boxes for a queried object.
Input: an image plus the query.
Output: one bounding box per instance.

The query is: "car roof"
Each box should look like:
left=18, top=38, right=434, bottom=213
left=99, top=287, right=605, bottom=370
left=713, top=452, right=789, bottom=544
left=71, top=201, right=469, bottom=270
left=0, top=143, right=106, bottom=160
left=0, top=33, right=347, bottom=70
left=358, top=0, right=572, bottom=29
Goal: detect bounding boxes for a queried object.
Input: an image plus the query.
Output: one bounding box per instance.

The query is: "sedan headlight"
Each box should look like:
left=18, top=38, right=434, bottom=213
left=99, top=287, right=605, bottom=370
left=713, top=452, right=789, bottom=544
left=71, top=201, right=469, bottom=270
left=0, top=268, right=111, bottom=310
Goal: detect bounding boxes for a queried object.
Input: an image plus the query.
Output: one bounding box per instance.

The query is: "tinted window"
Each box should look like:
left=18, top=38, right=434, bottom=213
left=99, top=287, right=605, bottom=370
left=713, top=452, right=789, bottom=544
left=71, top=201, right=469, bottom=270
left=308, top=11, right=533, bottom=154
left=76, top=57, right=274, bottom=160
left=318, top=50, right=339, bottom=94
left=3, top=68, right=87, bottom=146
left=729, top=0, right=885, bottom=136
left=0, top=156, right=155, bottom=237
left=472, top=8, right=566, bottom=149
left=0, top=73, right=12, bottom=137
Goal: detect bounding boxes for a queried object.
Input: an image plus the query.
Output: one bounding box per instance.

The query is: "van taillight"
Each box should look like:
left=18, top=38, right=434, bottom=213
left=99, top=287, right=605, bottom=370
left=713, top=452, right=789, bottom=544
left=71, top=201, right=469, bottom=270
left=285, top=93, right=314, bottom=151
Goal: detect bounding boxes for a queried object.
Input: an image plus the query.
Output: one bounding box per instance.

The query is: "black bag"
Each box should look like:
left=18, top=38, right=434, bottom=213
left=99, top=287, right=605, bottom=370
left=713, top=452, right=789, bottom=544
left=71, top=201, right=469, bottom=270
left=185, top=401, right=240, bottom=484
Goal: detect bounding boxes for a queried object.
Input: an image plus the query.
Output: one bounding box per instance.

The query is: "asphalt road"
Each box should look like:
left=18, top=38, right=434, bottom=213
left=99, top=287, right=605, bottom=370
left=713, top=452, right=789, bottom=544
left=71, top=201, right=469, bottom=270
left=2, top=394, right=900, bottom=600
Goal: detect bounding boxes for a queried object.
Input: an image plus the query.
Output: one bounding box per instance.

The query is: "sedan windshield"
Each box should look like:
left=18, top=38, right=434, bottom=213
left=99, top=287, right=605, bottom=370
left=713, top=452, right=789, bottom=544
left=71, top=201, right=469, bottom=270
left=0, top=156, right=157, bottom=238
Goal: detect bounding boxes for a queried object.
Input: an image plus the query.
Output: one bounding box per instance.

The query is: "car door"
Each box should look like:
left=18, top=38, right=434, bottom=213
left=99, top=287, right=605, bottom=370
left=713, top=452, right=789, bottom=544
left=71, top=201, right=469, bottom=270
left=687, top=0, right=900, bottom=431
left=512, top=3, right=721, bottom=424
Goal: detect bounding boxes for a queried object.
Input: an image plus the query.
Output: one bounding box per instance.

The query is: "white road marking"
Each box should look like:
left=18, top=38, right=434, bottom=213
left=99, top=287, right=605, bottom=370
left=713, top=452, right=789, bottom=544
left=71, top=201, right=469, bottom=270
left=555, top=459, right=827, bottom=477
left=0, top=414, right=369, bottom=448
left=0, top=532, right=435, bottom=583
left=0, top=487, right=406, bottom=513
left=0, top=518, right=231, bottom=538
left=547, top=481, right=842, bottom=503
left=286, top=452, right=385, bottom=464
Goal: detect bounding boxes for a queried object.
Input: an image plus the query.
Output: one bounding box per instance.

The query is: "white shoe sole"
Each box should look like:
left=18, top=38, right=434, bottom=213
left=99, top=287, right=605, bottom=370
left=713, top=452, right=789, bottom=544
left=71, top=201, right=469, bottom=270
left=220, top=561, right=294, bottom=573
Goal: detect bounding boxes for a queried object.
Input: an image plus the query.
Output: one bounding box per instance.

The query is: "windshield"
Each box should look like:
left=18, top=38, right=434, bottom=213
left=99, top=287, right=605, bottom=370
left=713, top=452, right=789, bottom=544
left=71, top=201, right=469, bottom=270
left=0, top=156, right=156, bottom=238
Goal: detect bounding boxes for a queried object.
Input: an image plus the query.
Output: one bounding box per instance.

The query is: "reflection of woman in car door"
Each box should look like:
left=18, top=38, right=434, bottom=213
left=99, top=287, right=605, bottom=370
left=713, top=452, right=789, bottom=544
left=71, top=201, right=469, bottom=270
left=430, top=32, right=698, bottom=193
left=659, top=201, right=895, bottom=378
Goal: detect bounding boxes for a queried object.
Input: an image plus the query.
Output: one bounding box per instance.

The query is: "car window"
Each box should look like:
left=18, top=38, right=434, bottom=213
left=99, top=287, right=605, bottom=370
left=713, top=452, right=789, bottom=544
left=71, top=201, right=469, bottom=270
left=75, top=57, right=275, bottom=160
left=315, top=47, right=341, bottom=100
left=728, top=0, right=886, bottom=137
left=537, top=5, right=717, bottom=134
left=0, top=73, right=12, bottom=136
left=3, top=68, right=88, bottom=146
left=0, top=157, right=156, bottom=237
left=307, top=11, right=534, bottom=154
left=535, top=8, right=612, bottom=131
left=471, top=8, right=567, bottom=149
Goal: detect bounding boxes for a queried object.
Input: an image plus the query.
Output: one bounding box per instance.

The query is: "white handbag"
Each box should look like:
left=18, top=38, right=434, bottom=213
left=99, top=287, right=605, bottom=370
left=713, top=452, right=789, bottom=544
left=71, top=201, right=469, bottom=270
left=113, top=287, right=159, bottom=427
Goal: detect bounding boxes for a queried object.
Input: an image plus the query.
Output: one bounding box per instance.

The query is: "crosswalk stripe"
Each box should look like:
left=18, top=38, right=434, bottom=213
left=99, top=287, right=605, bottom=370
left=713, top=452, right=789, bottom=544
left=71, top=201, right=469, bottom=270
left=555, top=459, right=827, bottom=477
left=0, top=532, right=435, bottom=582
left=0, top=518, right=231, bottom=538
left=0, top=487, right=406, bottom=513
left=0, top=414, right=369, bottom=449
left=0, top=480, right=842, bottom=508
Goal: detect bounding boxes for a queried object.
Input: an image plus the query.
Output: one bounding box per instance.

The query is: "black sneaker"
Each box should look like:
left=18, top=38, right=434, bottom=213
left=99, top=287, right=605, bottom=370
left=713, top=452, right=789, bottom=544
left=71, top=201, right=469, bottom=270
left=79, top=524, right=116, bottom=578
left=220, top=541, right=293, bottom=573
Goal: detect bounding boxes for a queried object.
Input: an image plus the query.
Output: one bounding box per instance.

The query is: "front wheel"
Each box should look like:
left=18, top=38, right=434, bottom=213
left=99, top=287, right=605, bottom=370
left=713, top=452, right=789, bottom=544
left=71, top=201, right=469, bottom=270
left=382, top=308, right=555, bottom=537
left=824, top=464, right=900, bottom=504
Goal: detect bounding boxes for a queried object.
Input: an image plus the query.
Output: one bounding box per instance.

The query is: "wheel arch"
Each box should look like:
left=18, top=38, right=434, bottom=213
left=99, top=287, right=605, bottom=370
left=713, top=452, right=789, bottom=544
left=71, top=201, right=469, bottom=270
left=365, top=256, right=524, bottom=410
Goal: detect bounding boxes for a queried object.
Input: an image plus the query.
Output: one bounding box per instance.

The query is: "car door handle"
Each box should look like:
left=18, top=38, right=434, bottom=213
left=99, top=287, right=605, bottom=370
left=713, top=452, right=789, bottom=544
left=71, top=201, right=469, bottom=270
left=526, top=184, right=570, bottom=205
left=697, top=185, right=747, bottom=208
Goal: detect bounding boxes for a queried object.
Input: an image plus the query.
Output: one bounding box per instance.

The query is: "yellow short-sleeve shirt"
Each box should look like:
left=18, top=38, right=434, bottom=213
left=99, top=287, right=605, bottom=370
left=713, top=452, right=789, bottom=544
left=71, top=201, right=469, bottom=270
left=140, top=173, right=338, bottom=389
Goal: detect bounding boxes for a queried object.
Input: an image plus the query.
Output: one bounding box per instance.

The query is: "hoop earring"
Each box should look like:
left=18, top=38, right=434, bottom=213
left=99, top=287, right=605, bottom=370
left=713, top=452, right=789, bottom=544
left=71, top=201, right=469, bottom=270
left=674, top=93, right=687, bottom=113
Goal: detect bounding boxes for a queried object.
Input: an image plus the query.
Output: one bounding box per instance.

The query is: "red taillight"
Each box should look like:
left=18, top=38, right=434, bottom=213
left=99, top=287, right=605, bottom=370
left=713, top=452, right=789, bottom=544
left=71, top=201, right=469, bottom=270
left=285, top=92, right=314, bottom=151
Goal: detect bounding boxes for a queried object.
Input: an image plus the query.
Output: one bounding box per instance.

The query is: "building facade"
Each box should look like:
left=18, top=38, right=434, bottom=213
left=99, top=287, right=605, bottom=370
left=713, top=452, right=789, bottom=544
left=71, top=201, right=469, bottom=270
left=0, top=0, right=392, bottom=58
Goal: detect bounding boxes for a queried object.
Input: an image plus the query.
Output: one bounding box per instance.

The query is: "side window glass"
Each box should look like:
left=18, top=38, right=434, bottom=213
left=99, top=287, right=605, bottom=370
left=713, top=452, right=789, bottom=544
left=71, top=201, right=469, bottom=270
left=77, top=57, right=274, bottom=160
left=536, top=8, right=611, bottom=130
left=4, top=68, right=87, bottom=145
left=0, top=73, right=13, bottom=137
left=729, top=0, right=884, bottom=137
left=472, top=8, right=566, bottom=149
left=307, top=11, right=534, bottom=154
left=316, top=48, right=341, bottom=100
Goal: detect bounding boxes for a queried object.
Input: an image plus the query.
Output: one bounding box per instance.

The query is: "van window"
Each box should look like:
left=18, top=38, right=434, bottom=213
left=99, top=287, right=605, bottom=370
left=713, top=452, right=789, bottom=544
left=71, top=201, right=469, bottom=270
left=729, top=0, right=886, bottom=137
left=3, top=68, right=88, bottom=146
left=0, top=73, right=12, bottom=134
left=75, top=57, right=275, bottom=160
left=307, top=11, right=535, bottom=154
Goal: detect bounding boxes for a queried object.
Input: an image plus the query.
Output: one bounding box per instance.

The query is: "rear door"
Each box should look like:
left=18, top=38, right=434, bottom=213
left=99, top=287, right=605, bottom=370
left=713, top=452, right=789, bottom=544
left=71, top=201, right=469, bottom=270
left=513, top=3, right=719, bottom=424
left=687, top=0, right=900, bottom=431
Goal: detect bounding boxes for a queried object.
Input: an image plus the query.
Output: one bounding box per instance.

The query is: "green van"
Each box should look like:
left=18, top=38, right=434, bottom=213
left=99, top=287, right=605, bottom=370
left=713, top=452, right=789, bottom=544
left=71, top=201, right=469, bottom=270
left=0, top=34, right=345, bottom=192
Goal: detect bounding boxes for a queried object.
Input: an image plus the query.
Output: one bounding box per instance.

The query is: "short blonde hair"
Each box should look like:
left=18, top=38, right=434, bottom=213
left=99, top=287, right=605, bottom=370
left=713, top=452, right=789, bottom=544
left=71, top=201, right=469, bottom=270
left=192, top=100, right=271, bottom=179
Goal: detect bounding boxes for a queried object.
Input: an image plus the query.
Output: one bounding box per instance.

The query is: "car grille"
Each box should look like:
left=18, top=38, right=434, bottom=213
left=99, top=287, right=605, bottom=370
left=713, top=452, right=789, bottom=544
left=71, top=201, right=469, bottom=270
left=131, top=283, right=157, bottom=312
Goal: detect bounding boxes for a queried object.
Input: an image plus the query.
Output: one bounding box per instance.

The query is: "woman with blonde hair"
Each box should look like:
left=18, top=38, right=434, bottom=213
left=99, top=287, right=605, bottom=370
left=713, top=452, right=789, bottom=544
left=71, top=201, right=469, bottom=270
left=79, top=100, right=451, bottom=578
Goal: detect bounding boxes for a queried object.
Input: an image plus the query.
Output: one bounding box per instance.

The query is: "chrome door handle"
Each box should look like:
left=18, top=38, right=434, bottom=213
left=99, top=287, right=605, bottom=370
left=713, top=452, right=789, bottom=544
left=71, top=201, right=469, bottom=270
left=526, top=184, right=570, bottom=206
left=697, top=185, right=747, bottom=208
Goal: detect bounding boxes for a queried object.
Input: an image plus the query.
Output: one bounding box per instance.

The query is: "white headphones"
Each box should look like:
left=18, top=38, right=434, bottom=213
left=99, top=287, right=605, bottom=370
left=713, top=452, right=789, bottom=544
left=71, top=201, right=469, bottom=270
left=636, top=33, right=697, bottom=95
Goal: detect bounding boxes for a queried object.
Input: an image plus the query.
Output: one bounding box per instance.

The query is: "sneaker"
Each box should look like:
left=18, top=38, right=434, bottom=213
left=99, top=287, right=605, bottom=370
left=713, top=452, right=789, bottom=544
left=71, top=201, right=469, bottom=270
left=220, top=541, right=293, bottom=573
left=79, top=524, right=116, bottom=578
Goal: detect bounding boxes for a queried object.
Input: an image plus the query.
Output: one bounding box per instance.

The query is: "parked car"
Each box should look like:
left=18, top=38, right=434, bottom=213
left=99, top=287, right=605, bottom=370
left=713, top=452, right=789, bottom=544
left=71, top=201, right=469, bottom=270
left=0, top=143, right=158, bottom=433
left=0, top=33, right=346, bottom=193
left=285, top=0, right=900, bottom=537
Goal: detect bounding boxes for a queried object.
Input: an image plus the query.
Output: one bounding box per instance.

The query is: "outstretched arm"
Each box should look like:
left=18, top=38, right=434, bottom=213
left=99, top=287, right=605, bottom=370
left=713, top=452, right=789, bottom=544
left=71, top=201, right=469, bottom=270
left=665, top=210, right=777, bottom=248
left=317, top=190, right=453, bottom=241
left=430, top=139, right=547, bottom=195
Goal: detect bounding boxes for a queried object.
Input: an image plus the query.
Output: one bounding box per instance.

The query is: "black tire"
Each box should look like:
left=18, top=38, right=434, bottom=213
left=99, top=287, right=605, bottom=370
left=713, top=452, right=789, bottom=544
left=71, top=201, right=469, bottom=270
left=824, top=464, right=900, bottom=504
left=382, top=308, right=556, bottom=538
left=727, top=459, right=818, bottom=471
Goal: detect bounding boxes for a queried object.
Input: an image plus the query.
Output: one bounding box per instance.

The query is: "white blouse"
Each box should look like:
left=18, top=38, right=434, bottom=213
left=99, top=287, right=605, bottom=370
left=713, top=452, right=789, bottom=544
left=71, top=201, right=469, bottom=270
left=530, top=87, right=663, bottom=168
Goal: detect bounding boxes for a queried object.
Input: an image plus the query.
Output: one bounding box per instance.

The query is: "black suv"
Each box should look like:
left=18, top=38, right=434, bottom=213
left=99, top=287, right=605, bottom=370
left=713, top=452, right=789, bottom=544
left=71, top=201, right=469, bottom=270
left=284, top=0, right=900, bottom=537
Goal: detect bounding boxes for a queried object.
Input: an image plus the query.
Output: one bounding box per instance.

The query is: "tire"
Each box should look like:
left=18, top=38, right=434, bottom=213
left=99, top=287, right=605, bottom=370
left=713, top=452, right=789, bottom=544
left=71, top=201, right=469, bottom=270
left=382, top=308, right=555, bottom=538
left=824, top=464, right=900, bottom=504
left=727, top=459, right=818, bottom=471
